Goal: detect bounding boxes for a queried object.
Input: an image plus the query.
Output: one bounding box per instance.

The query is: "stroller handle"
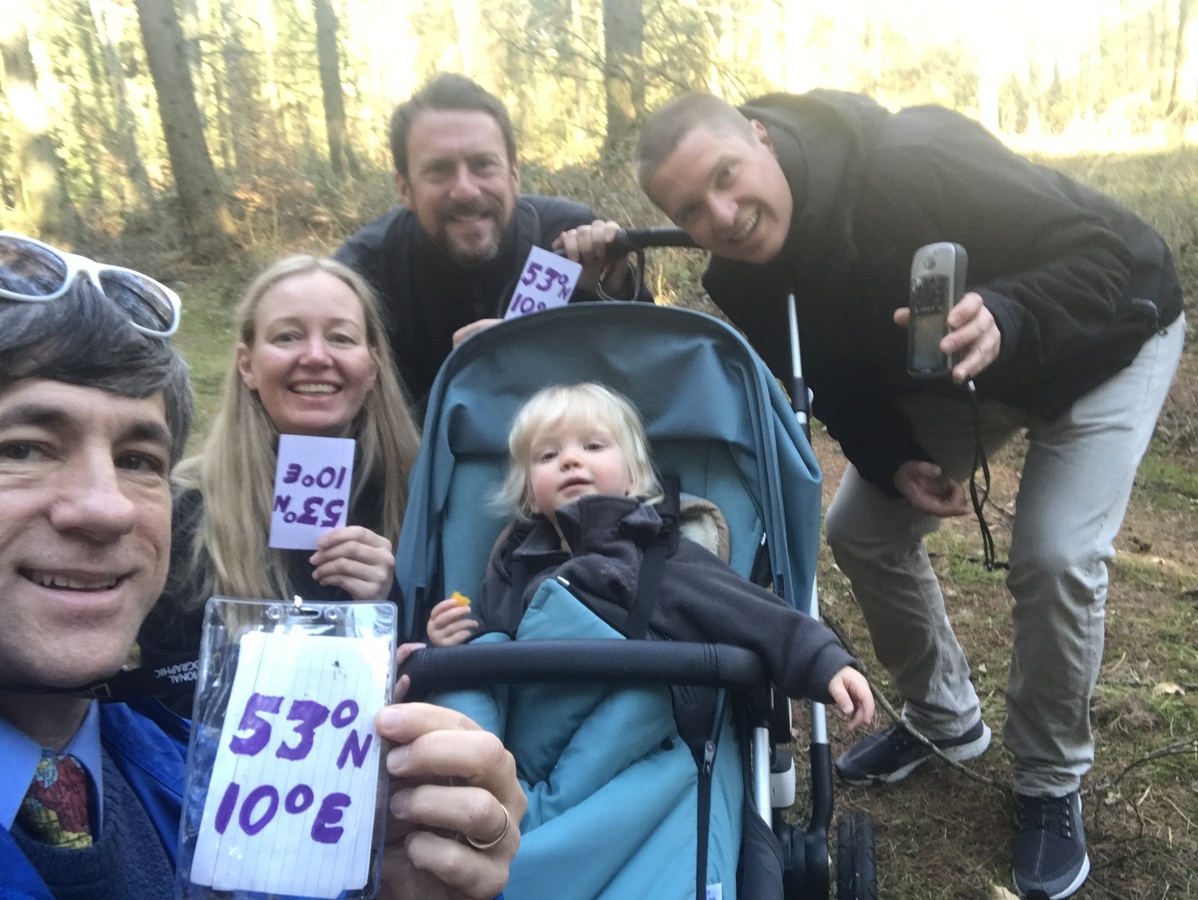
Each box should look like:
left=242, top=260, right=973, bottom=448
left=398, top=640, right=767, bottom=702
left=607, top=226, right=700, bottom=256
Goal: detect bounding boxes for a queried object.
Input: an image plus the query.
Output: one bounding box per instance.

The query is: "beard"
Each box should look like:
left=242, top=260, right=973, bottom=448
left=435, top=199, right=506, bottom=267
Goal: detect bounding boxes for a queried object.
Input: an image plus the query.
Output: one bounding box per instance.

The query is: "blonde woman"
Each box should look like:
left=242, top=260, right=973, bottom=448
left=139, top=255, right=421, bottom=710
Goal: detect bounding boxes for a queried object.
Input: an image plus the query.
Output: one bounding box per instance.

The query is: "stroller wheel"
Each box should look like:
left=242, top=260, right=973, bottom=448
left=836, top=809, right=877, bottom=900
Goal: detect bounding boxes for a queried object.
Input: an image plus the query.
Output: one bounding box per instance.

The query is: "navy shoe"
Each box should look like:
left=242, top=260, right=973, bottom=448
left=834, top=718, right=991, bottom=786
left=1012, top=790, right=1090, bottom=899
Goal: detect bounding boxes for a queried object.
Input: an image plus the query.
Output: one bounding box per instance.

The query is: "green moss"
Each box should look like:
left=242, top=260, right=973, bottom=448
left=1133, top=456, right=1198, bottom=502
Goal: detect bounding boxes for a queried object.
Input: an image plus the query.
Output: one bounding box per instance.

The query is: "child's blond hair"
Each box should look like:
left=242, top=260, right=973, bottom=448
left=496, top=383, right=661, bottom=519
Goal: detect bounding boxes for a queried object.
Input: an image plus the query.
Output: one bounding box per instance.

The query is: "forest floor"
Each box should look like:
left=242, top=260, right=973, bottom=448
left=806, top=410, right=1198, bottom=899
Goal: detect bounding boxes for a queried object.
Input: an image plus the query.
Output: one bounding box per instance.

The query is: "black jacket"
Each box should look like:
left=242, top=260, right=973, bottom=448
left=337, top=196, right=626, bottom=416
left=475, top=494, right=859, bottom=706
left=704, top=90, right=1184, bottom=495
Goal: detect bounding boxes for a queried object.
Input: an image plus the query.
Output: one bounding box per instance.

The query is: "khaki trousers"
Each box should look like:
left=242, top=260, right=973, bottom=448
left=825, top=314, right=1185, bottom=795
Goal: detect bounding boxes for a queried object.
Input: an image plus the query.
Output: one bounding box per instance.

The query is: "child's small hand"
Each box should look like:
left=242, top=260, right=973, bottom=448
left=426, top=596, right=479, bottom=647
left=827, top=666, right=875, bottom=732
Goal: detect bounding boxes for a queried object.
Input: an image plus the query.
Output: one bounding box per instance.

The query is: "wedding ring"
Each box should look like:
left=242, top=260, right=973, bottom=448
left=465, top=804, right=509, bottom=851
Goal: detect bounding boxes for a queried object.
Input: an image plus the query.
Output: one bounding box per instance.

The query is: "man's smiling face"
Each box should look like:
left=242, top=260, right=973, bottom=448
left=396, top=108, right=521, bottom=268
left=646, top=120, right=794, bottom=265
left=0, top=379, right=173, bottom=692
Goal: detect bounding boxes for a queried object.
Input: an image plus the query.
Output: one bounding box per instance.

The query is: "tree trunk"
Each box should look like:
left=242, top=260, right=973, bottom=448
left=219, top=0, right=259, bottom=174
left=88, top=0, right=155, bottom=209
left=0, top=13, right=83, bottom=242
left=76, top=0, right=109, bottom=206
left=452, top=0, right=479, bottom=78
left=703, top=8, right=732, bottom=96
left=975, top=7, right=1007, bottom=134
left=134, top=0, right=235, bottom=260
left=601, top=0, right=643, bottom=164
left=1168, top=0, right=1196, bottom=113
left=257, top=0, right=284, bottom=137
left=313, top=0, right=358, bottom=177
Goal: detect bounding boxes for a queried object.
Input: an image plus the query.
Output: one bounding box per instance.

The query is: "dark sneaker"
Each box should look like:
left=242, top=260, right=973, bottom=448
left=1012, top=790, right=1090, bottom=899
left=834, top=718, right=991, bottom=786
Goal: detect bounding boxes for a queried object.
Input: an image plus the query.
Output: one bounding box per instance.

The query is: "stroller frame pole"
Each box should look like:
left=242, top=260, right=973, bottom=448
left=787, top=292, right=834, bottom=897
left=752, top=727, right=773, bottom=821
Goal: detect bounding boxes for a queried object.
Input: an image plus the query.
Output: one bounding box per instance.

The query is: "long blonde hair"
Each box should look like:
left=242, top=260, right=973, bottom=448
left=176, top=254, right=421, bottom=602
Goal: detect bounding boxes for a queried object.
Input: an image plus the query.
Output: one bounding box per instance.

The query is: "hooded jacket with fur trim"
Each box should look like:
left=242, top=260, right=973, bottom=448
left=475, top=493, right=858, bottom=705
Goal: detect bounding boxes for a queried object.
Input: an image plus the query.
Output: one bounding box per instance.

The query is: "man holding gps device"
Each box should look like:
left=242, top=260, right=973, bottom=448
left=632, top=90, right=1184, bottom=899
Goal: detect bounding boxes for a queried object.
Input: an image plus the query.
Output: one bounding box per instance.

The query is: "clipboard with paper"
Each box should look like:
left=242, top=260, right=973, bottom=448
left=176, top=597, right=396, bottom=900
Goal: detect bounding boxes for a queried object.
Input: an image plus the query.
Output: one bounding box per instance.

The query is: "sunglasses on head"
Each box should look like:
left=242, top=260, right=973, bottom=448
left=0, top=231, right=180, bottom=337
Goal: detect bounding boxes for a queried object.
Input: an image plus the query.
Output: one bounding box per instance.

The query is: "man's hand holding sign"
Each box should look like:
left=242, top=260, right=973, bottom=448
left=450, top=219, right=638, bottom=347
left=502, top=245, right=581, bottom=320
left=376, top=645, right=526, bottom=900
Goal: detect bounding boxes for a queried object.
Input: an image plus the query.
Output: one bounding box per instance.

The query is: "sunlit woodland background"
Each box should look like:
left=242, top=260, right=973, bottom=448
left=3, top=0, right=1198, bottom=260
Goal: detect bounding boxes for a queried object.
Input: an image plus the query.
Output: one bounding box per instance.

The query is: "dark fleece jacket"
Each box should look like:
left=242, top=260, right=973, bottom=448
left=336, top=195, right=651, bottom=417
left=475, top=494, right=858, bottom=706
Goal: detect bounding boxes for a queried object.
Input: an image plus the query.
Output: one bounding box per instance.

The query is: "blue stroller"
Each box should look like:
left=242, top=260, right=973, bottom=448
left=396, top=295, right=877, bottom=899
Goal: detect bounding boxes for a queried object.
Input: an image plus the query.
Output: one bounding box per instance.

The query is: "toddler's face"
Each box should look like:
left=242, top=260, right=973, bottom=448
left=527, top=423, right=631, bottom=518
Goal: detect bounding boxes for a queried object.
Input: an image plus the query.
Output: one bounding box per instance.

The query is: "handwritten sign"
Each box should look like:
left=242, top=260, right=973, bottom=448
left=269, top=434, right=355, bottom=550
left=504, top=244, right=582, bottom=320
left=189, top=630, right=390, bottom=898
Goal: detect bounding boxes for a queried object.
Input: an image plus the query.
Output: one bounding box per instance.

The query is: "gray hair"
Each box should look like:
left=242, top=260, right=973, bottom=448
left=0, top=281, right=193, bottom=464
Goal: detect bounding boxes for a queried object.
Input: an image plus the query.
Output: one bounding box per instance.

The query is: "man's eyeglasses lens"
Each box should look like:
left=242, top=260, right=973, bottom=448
left=0, top=234, right=178, bottom=336
left=0, top=238, right=69, bottom=296
left=99, top=270, right=176, bottom=333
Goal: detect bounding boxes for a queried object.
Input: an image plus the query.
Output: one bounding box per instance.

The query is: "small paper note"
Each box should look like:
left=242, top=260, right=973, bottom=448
left=504, top=245, right=582, bottom=319
left=269, top=434, right=355, bottom=550
left=189, top=630, right=390, bottom=898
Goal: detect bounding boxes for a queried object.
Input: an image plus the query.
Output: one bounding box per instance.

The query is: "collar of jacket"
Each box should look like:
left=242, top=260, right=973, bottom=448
left=515, top=495, right=665, bottom=561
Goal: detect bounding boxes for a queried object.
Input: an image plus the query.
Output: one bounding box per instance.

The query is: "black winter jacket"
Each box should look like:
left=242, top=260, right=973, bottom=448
left=475, top=494, right=859, bottom=706
left=704, top=90, right=1184, bottom=495
left=337, top=196, right=634, bottom=416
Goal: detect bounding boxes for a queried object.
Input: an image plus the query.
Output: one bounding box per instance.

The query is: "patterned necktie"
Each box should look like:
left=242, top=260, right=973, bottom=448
left=18, top=750, right=93, bottom=848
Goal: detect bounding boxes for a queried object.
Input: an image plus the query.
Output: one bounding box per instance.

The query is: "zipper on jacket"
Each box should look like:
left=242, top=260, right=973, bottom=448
left=696, top=688, right=728, bottom=899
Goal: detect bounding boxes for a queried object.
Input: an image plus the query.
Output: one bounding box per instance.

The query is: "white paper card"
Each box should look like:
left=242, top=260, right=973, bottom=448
left=189, top=630, right=389, bottom=898
left=269, top=434, right=355, bottom=550
left=503, top=245, right=582, bottom=319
